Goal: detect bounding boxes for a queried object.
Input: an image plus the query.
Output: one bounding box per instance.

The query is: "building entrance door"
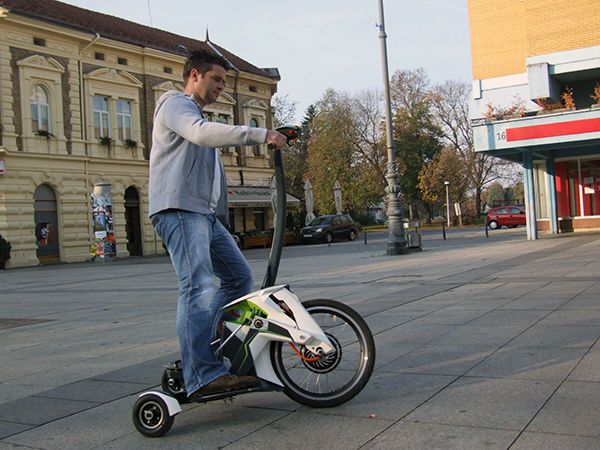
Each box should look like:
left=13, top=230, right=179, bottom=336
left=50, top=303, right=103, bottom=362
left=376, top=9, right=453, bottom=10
left=124, top=186, right=142, bottom=256
left=34, top=184, right=60, bottom=264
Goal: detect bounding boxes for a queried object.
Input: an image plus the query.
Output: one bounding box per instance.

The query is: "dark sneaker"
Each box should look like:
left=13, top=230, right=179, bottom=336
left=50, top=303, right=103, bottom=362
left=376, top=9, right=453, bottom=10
left=189, top=374, right=258, bottom=398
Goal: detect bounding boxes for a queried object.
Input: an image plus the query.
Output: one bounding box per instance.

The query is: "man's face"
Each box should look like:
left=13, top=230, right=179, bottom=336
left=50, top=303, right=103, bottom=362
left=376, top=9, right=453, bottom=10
left=188, top=64, right=227, bottom=107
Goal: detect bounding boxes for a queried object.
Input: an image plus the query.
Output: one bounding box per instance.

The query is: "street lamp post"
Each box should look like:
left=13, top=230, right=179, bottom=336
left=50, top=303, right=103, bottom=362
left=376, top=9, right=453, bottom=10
left=377, top=0, right=407, bottom=255
left=444, top=181, right=451, bottom=228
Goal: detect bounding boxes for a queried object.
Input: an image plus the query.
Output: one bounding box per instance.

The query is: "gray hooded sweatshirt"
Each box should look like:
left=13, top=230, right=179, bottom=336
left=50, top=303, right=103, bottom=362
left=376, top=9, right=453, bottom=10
left=148, top=90, right=267, bottom=223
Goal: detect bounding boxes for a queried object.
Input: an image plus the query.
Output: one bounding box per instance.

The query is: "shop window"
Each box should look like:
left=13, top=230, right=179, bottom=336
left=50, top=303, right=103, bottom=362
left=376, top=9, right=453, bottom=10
left=30, top=85, right=50, bottom=133
left=116, top=99, right=133, bottom=141
left=580, top=159, right=600, bottom=216
left=33, top=37, right=46, bottom=47
left=93, top=95, right=110, bottom=139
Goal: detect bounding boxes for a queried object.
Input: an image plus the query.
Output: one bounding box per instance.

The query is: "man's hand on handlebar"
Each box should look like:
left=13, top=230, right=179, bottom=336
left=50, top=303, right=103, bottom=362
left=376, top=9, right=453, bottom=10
left=266, top=130, right=288, bottom=149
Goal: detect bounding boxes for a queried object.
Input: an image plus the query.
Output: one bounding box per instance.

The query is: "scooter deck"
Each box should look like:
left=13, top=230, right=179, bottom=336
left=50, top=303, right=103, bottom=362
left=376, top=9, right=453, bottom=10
left=178, top=379, right=282, bottom=405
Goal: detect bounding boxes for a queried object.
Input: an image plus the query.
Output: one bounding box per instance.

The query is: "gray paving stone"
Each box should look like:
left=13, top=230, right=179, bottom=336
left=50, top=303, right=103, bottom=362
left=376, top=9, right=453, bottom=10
left=527, top=381, right=600, bottom=437
left=569, top=347, right=600, bottom=382
left=0, top=396, right=98, bottom=426
left=408, top=377, right=559, bottom=430
left=0, top=422, right=34, bottom=440
left=508, top=325, right=600, bottom=349
left=380, top=344, right=497, bottom=376
left=410, top=309, right=487, bottom=325
left=467, top=309, right=551, bottom=326
left=363, top=420, right=520, bottom=449
left=305, top=371, right=456, bottom=420
left=429, top=324, right=528, bottom=347
left=538, top=309, right=600, bottom=326
left=224, top=409, right=393, bottom=450
left=466, top=346, right=587, bottom=380
left=35, top=379, right=148, bottom=403
left=511, top=431, right=600, bottom=450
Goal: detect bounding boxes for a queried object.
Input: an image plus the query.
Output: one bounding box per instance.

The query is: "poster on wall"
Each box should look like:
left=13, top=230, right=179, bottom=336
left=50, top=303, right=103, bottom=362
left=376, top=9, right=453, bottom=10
left=91, top=182, right=116, bottom=259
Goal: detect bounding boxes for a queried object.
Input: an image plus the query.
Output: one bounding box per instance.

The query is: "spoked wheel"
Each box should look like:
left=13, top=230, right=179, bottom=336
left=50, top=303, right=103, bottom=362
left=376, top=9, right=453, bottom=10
left=270, top=299, right=375, bottom=408
left=132, top=394, right=174, bottom=437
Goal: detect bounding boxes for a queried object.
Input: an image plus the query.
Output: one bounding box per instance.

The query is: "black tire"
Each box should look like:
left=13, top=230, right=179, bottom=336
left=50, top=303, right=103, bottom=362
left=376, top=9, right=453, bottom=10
left=132, top=394, right=174, bottom=437
left=325, top=232, right=333, bottom=244
left=270, top=299, right=375, bottom=408
left=349, top=230, right=356, bottom=241
left=488, top=220, right=499, bottom=230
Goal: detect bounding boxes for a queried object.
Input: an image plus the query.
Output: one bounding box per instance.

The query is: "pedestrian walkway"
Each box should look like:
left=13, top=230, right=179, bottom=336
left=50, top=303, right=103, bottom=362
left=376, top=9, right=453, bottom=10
left=1, top=230, right=600, bottom=449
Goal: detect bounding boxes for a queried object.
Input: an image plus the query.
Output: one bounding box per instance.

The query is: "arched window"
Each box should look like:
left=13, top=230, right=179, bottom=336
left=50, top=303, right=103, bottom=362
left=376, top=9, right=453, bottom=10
left=30, top=85, right=50, bottom=132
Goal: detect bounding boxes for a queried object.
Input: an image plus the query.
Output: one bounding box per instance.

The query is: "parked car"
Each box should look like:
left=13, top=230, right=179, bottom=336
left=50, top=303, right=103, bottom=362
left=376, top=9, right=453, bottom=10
left=301, top=214, right=358, bottom=244
left=486, top=205, right=526, bottom=229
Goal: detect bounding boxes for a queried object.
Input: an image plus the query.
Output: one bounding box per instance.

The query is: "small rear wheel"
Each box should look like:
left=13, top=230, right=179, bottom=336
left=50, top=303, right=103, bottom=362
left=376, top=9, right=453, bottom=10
left=270, top=299, right=375, bottom=408
left=132, top=394, right=174, bottom=437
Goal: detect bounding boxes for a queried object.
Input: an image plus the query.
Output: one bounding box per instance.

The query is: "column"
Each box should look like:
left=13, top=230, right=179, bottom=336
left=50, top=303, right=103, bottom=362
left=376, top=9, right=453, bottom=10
left=522, top=151, right=538, bottom=240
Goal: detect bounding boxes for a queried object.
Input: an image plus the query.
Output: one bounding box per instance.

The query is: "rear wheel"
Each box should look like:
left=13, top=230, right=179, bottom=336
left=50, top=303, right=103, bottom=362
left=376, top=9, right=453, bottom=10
left=488, top=220, right=499, bottom=230
left=270, top=299, right=375, bottom=408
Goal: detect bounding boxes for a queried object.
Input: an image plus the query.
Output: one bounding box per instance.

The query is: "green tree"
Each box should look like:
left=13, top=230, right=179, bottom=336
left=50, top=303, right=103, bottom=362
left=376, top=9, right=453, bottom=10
left=284, top=104, right=315, bottom=201
left=390, top=69, right=443, bottom=219
left=306, top=89, right=383, bottom=216
left=418, top=147, right=469, bottom=213
left=484, top=181, right=506, bottom=208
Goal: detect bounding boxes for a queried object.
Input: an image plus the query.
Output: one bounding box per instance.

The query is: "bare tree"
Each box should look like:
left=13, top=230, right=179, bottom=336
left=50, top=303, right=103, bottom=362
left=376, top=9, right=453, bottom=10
left=271, top=94, right=298, bottom=127
left=431, top=80, right=515, bottom=215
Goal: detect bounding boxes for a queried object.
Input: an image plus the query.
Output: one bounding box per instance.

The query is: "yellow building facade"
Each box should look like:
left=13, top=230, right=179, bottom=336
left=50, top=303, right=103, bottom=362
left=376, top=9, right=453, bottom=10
left=0, top=0, right=283, bottom=267
left=468, top=0, right=600, bottom=240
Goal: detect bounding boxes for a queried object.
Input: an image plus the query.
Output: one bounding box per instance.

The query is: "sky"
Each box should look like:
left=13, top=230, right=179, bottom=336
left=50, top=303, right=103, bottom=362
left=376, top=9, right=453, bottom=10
left=61, top=0, right=473, bottom=120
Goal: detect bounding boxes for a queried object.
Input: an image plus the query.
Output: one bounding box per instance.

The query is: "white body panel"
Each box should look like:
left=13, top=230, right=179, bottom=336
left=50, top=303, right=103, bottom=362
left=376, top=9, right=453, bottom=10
left=222, top=285, right=334, bottom=384
left=139, top=391, right=182, bottom=417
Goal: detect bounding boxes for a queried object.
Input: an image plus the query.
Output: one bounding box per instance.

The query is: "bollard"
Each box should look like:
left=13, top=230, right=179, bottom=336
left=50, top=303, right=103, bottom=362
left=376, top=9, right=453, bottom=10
left=364, top=229, right=367, bottom=245
left=442, top=223, right=446, bottom=240
left=485, top=223, right=489, bottom=238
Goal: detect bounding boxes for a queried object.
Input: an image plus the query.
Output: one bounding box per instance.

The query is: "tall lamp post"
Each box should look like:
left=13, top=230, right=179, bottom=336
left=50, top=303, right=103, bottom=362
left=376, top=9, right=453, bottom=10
left=444, top=181, right=451, bottom=228
left=377, top=0, right=407, bottom=255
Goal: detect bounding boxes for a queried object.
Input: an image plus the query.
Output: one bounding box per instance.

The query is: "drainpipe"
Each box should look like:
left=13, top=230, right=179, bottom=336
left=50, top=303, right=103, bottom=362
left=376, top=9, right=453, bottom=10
left=206, top=40, right=242, bottom=167
left=78, top=33, right=100, bottom=156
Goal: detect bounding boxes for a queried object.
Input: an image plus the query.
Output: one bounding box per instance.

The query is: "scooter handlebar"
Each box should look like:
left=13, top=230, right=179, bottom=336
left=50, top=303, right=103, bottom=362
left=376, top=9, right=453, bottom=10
left=267, top=125, right=301, bottom=149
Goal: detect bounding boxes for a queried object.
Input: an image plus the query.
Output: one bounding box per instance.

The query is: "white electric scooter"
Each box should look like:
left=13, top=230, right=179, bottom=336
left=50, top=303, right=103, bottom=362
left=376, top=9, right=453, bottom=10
left=132, top=126, right=375, bottom=437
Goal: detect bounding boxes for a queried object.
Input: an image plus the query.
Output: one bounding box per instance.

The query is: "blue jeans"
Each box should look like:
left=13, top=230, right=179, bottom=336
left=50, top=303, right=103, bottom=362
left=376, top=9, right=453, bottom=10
left=152, top=210, right=254, bottom=395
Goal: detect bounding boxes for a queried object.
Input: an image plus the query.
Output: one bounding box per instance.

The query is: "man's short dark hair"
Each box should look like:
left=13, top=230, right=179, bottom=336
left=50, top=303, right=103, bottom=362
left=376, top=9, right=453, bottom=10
left=183, top=49, right=230, bottom=81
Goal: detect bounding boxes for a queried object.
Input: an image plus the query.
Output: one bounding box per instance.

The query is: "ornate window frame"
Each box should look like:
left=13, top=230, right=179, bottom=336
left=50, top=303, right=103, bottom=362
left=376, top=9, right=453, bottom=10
left=84, top=68, right=143, bottom=158
left=17, top=55, right=66, bottom=149
left=242, top=98, right=268, bottom=157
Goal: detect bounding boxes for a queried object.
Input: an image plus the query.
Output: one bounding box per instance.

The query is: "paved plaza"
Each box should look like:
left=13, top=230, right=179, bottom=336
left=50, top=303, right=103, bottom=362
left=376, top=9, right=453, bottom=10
left=1, top=228, right=600, bottom=449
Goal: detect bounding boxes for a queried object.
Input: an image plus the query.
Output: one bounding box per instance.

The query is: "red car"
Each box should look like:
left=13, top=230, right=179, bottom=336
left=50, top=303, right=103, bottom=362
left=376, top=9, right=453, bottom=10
left=486, top=205, right=526, bottom=229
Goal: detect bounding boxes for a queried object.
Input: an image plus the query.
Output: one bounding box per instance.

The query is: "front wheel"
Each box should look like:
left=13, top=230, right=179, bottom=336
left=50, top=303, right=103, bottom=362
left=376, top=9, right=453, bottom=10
left=270, top=299, right=375, bottom=408
left=132, top=394, right=174, bottom=437
left=488, top=220, right=499, bottom=230
left=349, top=230, right=356, bottom=241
